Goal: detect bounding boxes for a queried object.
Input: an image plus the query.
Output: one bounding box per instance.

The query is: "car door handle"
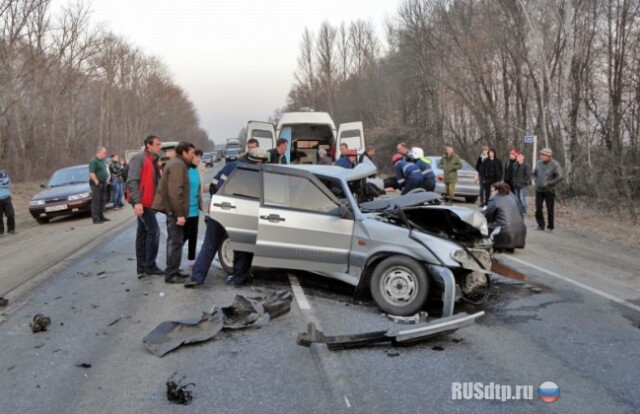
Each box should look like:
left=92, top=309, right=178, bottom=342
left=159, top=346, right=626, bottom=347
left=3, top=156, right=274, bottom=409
left=213, top=202, right=236, bottom=210
left=260, top=214, right=285, bottom=222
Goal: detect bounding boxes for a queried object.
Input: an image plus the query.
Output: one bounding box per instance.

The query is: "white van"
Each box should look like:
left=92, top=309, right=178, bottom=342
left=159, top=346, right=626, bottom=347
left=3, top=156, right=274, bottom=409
left=245, top=111, right=365, bottom=164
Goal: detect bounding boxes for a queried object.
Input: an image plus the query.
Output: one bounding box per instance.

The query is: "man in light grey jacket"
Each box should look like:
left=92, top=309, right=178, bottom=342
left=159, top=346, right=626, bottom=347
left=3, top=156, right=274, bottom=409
left=532, top=148, right=563, bottom=232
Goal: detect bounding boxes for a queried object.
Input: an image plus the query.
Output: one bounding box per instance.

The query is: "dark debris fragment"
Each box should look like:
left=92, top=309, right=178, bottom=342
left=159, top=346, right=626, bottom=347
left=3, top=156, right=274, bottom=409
left=75, top=362, right=92, bottom=368
left=30, top=314, right=51, bottom=333
left=166, top=373, right=194, bottom=405
left=0, top=297, right=9, bottom=307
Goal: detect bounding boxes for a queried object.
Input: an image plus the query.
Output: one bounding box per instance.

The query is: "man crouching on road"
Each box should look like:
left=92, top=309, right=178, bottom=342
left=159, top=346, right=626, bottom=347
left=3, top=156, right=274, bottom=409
left=153, top=141, right=196, bottom=284
left=184, top=148, right=269, bottom=288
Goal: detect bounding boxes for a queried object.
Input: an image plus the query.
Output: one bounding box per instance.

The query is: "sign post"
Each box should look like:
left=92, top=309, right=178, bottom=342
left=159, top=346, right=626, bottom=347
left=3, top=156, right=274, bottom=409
left=524, top=135, right=537, bottom=168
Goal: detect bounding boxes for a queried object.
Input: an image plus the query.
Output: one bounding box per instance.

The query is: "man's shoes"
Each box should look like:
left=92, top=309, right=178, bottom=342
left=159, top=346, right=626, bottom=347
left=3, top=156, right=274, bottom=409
left=177, top=272, right=190, bottom=278
left=224, top=275, right=250, bottom=287
left=8, top=230, right=16, bottom=235
left=165, top=275, right=185, bottom=284
left=535, top=226, right=545, bottom=231
left=100, top=217, right=111, bottom=222
left=145, top=268, right=164, bottom=276
left=546, top=228, right=554, bottom=233
left=137, top=270, right=147, bottom=279
left=184, top=280, right=202, bottom=288
left=93, top=220, right=104, bottom=224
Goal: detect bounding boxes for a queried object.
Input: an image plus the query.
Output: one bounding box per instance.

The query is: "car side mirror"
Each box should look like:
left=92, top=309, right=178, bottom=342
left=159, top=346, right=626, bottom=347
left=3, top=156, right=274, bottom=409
left=338, top=204, right=354, bottom=220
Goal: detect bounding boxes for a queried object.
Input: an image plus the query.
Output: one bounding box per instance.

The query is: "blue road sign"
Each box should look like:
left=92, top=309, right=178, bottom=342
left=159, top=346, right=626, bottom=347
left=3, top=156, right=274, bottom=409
left=524, top=135, right=535, bottom=143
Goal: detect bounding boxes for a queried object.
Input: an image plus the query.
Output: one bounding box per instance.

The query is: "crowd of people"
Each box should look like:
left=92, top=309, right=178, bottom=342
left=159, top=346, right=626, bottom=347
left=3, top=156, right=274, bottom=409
left=0, top=134, right=564, bottom=287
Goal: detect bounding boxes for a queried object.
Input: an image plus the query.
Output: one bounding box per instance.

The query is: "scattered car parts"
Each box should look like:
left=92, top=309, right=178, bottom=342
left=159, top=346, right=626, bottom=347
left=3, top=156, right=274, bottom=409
left=0, top=297, right=8, bottom=307
left=30, top=314, right=51, bottom=333
left=143, top=289, right=292, bottom=357
left=166, top=373, right=195, bottom=405
left=297, top=311, right=484, bottom=350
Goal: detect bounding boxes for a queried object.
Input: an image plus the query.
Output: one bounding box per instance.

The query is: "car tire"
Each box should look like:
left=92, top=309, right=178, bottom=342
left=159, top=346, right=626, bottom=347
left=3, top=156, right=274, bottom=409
left=464, top=196, right=478, bottom=203
left=370, top=256, right=429, bottom=316
left=35, top=217, right=50, bottom=225
left=217, top=234, right=234, bottom=274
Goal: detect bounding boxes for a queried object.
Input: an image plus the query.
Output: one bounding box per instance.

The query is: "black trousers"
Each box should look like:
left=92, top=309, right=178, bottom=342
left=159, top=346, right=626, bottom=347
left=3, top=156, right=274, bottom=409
left=481, top=182, right=493, bottom=206
left=535, top=190, right=555, bottom=230
left=90, top=181, right=107, bottom=221
left=183, top=216, right=199, bottom=260
left=0, top=196, right=15, bottom=234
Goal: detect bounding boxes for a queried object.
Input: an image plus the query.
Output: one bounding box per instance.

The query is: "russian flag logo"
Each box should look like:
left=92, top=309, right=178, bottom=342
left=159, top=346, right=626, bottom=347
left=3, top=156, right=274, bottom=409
left=537, top=381, right=560, bottom=403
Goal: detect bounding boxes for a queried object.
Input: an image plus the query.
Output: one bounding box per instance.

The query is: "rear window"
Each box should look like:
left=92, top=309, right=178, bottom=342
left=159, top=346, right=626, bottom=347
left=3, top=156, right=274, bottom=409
left=221, top=168, right=260, bottom=199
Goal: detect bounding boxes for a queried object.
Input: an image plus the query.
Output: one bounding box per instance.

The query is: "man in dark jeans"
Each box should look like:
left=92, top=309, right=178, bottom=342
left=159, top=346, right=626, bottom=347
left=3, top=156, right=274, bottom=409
left=126, top=135, right=163, bottom=278
left=88, top=146, right=110, bottom=224
left=153, top=141, right=196, bottom=284
left=0, top=169, right=16, bottom=236
left=532, top=148, right=563, bottom=232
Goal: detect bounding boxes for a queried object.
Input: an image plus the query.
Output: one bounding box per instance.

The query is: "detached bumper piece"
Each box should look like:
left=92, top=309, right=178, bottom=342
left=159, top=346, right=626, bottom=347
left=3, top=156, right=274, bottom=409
left=297, top=311, right=484, bottom=350
left=143, top=289, right=292, bottom=357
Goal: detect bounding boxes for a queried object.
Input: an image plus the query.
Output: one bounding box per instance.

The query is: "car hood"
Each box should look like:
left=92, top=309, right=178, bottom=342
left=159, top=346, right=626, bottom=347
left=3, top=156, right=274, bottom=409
left=31, top=183, right=91, bottom=201
left=361, top=192, right=488, bottom=236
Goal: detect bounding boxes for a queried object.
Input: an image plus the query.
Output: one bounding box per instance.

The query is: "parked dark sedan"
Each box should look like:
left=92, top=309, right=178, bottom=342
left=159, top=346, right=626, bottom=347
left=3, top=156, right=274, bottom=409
left=29, top=165, right=93, bottom=224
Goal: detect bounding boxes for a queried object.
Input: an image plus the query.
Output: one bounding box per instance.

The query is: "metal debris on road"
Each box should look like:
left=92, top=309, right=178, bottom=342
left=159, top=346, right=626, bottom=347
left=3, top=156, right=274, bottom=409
left=30, top=314, right=51, bottom=333
left=166, top=373, right=194, bottom=405
left=491, top=258, right=528, bottom=282
left=75, top=362, right=92, bottom=368
left=108, top=316, right=122, bottom=326
left=143, top=289, right=292, bottom=357
left=384, top=311, right=428, bottom=324
left=0, top=297, right=8, bottom=307
left=297, top=312, right=485, bottom=350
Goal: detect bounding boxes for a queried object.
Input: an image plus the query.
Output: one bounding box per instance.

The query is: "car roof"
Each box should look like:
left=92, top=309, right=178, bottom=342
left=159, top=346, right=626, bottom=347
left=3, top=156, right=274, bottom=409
left=275, top=158, right=377, bottom=181
left=56, top=164, right=89, bottom=172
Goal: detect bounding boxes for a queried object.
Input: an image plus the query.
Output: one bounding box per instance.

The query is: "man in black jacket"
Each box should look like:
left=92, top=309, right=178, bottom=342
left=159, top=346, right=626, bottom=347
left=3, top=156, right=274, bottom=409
left=478, top=149, right=502, bottom=207
left=503, top=149, right=518, bottom=192
left=512, top=153, right=532, bottom=214
left=475, top=145, right=489, bottom=205
left=267, top=138, right=288, bottom=164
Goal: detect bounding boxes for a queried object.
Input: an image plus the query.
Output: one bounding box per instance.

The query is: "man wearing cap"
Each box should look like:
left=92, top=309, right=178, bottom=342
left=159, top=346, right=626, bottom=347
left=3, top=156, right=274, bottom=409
left=184, top=148, right=269, bottom=288
left=504, top=149, right=519, bottom=192
left=336, top=149, right=357, bottom=168
left=532, top=148, right=563, bottom=232
left=317, top=148, right=332, bottom=165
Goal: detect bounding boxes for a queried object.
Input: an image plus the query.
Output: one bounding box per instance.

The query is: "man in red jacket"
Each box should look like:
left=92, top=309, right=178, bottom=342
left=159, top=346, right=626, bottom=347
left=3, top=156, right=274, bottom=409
left=126, top=135, right=163, bottom=278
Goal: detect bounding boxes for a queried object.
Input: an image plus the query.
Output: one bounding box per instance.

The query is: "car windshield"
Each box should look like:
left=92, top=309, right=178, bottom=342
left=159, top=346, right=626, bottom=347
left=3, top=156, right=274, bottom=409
left=47, top=166, right=88, bottom=187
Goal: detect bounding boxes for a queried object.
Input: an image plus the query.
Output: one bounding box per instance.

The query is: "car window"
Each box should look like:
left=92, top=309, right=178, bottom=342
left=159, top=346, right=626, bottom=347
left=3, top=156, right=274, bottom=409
left=221, top=168, right=260, bottom=199
left=48, top=166, right=89, bottom=187
left=263, top=172, right=339, bottom=214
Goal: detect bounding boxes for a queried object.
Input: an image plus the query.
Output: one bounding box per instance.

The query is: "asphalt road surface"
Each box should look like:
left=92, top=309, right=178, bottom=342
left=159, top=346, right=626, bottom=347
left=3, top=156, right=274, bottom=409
left=0, top=163, right=639, bottom=414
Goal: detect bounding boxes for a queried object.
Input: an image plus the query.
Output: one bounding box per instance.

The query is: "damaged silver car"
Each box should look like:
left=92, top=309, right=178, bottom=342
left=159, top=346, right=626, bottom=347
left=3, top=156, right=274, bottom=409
left=211, top=159, right=493, bottom=316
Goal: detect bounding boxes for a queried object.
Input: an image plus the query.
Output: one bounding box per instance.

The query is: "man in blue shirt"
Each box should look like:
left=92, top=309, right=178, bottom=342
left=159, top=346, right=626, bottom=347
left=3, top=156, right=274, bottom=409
left=392, top=154, right=423, bottom=195
left=410, top=147, right=436, bottom=191
left=0, top=169, right=16, bottom=236
left=184, top=148, right=269, bottom=288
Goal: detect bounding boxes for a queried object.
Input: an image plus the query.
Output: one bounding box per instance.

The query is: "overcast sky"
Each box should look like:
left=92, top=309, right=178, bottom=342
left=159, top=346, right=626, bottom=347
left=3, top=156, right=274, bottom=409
left=57, top=0, right=399, bottom=146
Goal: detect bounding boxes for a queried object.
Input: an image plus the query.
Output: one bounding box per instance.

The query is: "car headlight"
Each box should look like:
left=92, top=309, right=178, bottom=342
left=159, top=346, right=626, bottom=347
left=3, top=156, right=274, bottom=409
left=68, top=192, right=91, bottom=201
left=30, top=199, right=45, bottom=206
left=451, top=249, right=469, bottom=263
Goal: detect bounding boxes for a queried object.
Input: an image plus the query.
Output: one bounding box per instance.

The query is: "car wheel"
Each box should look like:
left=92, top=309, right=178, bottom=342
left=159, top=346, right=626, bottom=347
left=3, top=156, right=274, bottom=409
left=370, top=256, right=429, bottom=316
left=464, top=196, right=478, bottom=203
left=217, top=234, right=234, bottom=274
left=35, top=217, right=50, bottom=224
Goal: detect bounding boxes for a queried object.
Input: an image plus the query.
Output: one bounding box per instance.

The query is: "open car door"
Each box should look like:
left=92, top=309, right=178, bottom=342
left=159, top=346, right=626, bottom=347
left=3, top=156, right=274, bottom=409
left=247, top=121, right=275, bottom=151
left=335, top=121, right=365, bottom=160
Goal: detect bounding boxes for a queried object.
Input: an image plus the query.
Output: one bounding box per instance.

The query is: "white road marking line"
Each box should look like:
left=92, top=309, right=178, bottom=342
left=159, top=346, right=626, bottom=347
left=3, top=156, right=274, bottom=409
left=288, top=274, right=311, bottom=310
left=501, top=255, right=640, bottom=314
left=344, top=395, right=351, bottom=408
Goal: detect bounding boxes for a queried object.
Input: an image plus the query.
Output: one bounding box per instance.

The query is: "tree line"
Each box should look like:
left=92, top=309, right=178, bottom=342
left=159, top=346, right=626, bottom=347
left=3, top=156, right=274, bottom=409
left=286, top=0, right=640, bottom=221
left=0, top=0, right=209, bottom=182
